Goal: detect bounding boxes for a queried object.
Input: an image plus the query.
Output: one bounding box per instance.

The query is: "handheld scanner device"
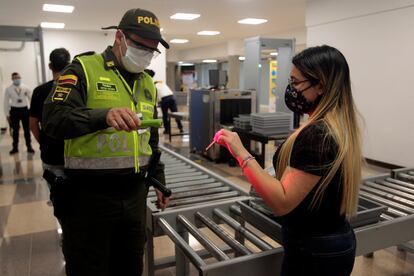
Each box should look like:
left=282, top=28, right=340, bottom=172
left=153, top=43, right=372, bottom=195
left=139, top=119, right=163, bottom=129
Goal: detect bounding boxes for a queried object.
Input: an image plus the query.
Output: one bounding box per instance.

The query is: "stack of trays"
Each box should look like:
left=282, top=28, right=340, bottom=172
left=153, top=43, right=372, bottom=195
left=233, top=114, right=252, bottom=130
left=251, top=112, right=292, bottom=135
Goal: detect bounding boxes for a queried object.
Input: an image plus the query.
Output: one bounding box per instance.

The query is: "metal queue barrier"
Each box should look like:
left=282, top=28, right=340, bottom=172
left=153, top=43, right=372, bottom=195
left=354, top=170, right=414, bottom=256
left=145, top=145, right=251, bottom=276
left=391, top=168, right=414, bottom=253
left=146, top=147, right=414, bottom=276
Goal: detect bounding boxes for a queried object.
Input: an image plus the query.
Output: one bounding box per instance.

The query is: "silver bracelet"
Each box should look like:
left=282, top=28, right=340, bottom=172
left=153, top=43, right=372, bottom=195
left=241, top=155, right=255, bottom=169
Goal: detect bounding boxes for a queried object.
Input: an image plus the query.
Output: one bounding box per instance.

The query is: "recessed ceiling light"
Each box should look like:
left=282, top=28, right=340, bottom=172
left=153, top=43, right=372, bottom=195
left=170, top=39, right=189, bottom=44
left=238, top=18, right=268, bottom=25
left=202, top=59, right=217, bottom=63
left=170, top=13, right=200, bottom=20
left=270, top=52, right=278, bottom=56
left=43, top=4, right=74, bottom=13
left=238, top=56, right=245, bottom=61
left=160, top=28, right=164, bottom=32
left=180, top=63, right=194, bottom=66
left=197, top=31, right=220, bottom=36
left=40, top=22, right=65, bottom=29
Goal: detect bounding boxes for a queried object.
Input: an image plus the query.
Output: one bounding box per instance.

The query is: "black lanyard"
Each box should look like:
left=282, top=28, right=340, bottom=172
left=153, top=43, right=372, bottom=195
left=14, top=87, right=22, bottom=96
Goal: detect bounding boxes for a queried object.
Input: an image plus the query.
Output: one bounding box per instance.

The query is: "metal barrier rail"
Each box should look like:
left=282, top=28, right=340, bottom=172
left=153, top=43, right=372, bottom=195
left=146, top=147, right=414, bottom=276
left=355, top=172, right=414, bottom=256
left=145, top=145, right=250, bottom=276
left=154, top=201, right=284, bottom=276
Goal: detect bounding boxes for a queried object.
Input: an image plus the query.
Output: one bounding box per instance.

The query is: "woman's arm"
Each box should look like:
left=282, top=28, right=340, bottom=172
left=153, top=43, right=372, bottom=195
left=215, top=129, right=320, bottom=216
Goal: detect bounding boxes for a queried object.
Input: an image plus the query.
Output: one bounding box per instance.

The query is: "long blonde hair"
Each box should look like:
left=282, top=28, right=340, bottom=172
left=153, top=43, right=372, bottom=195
left=276, top=45, right=363, bottom=217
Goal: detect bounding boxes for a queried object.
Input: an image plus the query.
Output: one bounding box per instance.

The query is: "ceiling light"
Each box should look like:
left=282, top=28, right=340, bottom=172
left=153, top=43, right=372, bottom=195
left=170, top=13, right=200, bottom=20
left=202, top=59, right=217, bottom=63
left=170, top=39, right=189, bottom=44
left=238, top=56, right=245, bottom=61
left=197, top=31, right=220, bottom=36
left=40, top=22, right=65, bottom=29
left=160, top=28, right=164, bottom=32
left=270, top=52, right=278, bottom=56
left=238, top=18, right=268, bottom=25
left=180, top=63, right=194, bottom=66
left=43, top=4, right=74, bottom=13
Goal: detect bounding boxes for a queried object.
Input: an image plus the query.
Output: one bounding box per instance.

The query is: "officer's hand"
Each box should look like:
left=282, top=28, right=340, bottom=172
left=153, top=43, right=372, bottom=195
left=106, top=108, right=140, bottom=132
left=155, top=188, right=170, bottom=211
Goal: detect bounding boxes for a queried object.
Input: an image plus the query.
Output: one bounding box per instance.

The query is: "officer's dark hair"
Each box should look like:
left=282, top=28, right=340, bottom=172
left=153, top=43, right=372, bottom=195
left=145, top=69, right=155, bottom=77
left=11, top=72, right=19, bottom=77
left=49, top=48, right=71, bottom=72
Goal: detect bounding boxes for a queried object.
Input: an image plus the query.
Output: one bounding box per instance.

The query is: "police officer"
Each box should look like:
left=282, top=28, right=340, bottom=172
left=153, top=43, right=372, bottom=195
left=30, top=48, right=70, bottom=171
left=42, top=8, right=170, bottom=276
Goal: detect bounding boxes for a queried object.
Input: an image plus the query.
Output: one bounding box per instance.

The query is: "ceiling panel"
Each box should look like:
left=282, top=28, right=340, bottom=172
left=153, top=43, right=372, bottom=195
left=0, top=0, right=306, bottom=49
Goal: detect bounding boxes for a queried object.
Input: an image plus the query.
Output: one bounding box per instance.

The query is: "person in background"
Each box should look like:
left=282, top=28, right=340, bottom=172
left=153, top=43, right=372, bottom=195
left=4, top=72, right=34, bottom=155
left=145, top=69, right=183, bottom=134
left=42, top=8, right=170, bottom=276
left=214, top=45, right=362, bottom=276
left=30, top=48, right=70, bottom=172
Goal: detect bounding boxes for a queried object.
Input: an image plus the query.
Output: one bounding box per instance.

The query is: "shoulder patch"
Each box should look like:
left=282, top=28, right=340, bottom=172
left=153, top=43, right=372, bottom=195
left=57, top=74, right=78, bottom=86
left=52, top=86, right=71, bottom=102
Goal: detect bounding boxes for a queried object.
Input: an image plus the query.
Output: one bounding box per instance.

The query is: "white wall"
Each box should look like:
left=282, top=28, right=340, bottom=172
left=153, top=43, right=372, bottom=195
left=306, top=0, right=414, bottom=167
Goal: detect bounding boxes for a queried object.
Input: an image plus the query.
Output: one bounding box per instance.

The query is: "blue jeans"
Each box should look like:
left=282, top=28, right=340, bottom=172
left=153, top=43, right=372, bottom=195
left=281, top=221, right=356, bottom=276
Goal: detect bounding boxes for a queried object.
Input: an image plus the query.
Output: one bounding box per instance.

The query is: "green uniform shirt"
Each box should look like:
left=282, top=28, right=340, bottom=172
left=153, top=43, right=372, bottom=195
left=43, top=46, right=163, bottom=178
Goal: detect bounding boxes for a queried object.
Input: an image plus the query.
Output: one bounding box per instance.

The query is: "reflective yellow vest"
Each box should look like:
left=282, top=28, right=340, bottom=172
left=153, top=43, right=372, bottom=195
left=64, top=53, right=156, bottom=172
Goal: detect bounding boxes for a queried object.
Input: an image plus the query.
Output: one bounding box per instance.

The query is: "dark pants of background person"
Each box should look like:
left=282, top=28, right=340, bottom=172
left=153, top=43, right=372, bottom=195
left=161, top=95, right=183, bottom=133
left=10, top=106, right=32, bottom=150
left=281, top=221, right=356, bottom=276
left=54, top=172, right=149, bottom=276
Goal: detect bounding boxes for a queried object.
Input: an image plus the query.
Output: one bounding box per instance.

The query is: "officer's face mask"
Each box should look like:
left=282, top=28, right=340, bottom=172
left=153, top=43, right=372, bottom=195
left=120, top=33, right=154, bottom=73
left=13, top=79, right=21, bottom=86
left=284, top=80, right=321, bottom=114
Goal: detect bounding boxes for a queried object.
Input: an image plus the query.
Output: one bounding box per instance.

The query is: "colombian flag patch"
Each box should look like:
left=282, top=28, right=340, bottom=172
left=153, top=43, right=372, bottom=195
left=57, top=74, right=78, bottom=86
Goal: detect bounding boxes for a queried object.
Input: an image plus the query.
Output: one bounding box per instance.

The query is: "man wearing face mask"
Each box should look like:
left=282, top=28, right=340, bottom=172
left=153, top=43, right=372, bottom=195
left=42, top=8, right=170, bottom=276
left=4, top=72, right=35, bottom=155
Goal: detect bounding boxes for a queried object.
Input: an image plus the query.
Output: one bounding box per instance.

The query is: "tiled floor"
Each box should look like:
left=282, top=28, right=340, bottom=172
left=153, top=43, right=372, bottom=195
left=0, top=123, right=413, bottom=276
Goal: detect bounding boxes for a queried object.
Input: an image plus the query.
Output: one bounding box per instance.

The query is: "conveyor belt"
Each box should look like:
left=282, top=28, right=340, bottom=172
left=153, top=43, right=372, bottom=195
left=146, top=149, right=414, bottom=276
left=146, top=146, right=248, bottom=212
left=145, top=145, right=250, bottom=276
left=355, top=172, right=414, bottom=256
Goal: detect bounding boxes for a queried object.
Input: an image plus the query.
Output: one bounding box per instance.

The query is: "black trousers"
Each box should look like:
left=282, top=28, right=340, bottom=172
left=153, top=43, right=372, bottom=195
left=161, top=95, right=182, bottom=132
left=54, top=172, right=149, bottom=276
left=10, top=106, right=31, bottom=150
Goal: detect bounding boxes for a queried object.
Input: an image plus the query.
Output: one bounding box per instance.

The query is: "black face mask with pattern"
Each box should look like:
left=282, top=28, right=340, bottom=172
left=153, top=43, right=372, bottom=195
left=284, top=84, right=321, bottom=114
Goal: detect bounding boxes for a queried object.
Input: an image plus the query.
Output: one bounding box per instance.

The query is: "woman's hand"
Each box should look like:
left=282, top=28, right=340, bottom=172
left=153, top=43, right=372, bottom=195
left=214, top=129, right=250, bottom=161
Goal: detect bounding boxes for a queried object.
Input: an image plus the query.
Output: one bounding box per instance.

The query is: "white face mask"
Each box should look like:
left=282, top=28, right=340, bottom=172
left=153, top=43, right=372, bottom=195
left=120, top=33, right=153, bottom=73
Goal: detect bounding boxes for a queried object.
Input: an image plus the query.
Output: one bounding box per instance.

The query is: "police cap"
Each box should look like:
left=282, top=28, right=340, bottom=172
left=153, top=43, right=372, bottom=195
left=102, top=8, right=169, bottom=49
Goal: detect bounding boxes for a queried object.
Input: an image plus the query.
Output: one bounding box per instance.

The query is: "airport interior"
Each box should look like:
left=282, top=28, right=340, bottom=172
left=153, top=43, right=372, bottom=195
left=0, top=0, right=414, bottom=275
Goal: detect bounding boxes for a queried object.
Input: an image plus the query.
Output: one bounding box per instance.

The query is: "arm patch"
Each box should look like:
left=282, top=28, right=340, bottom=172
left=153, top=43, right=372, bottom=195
left=52, top=86, right=72, bottom=102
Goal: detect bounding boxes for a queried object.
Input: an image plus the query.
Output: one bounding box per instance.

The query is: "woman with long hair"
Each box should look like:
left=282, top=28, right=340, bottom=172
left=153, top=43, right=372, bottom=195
left=214, top=45, right=363, bottom=275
